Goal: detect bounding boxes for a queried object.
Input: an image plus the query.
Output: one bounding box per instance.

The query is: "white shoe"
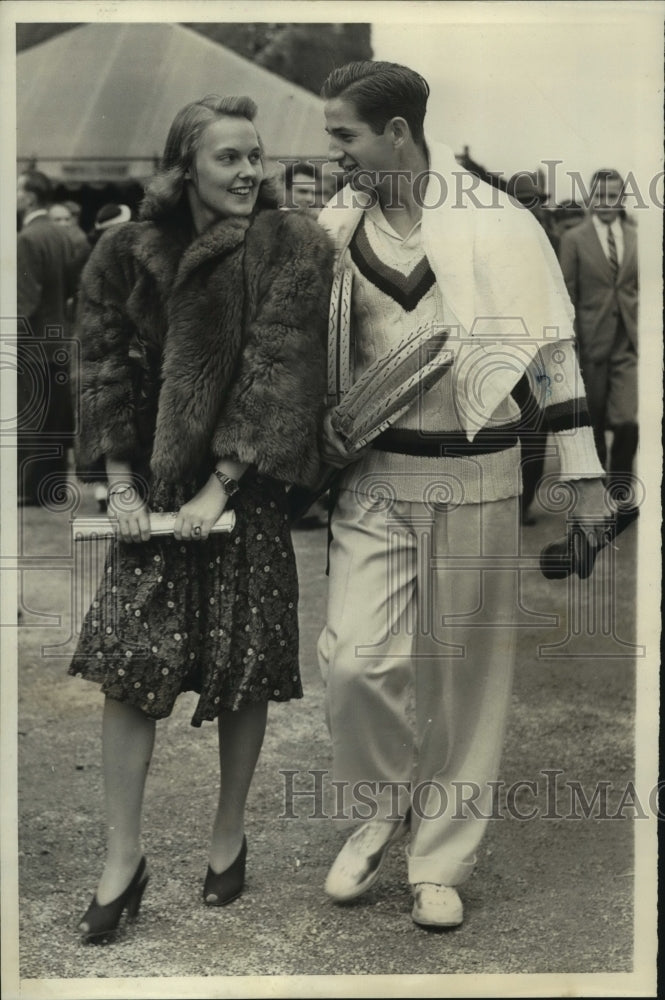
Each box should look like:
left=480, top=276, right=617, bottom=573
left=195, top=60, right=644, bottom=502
left=411, top=883, right=463, bottom=928
left=324, top=817, right=408, bottom=902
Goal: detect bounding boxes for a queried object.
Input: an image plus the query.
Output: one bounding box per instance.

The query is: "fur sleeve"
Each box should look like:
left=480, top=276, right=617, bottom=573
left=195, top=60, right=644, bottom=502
left=72, top=227, right=143, bottom=479
left=211, top=211, right=335, bottom=487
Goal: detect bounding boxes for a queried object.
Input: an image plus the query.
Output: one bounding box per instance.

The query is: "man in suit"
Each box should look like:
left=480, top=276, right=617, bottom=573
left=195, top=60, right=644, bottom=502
left=17, top=170, right=80, bottom=505
left=559, top=169, right=638, bottom=503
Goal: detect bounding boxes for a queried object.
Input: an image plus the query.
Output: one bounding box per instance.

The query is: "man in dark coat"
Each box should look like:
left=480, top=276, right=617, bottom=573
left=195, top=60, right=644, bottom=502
left=558, top=169, right=638, bottom=501
left=17, top=170, right=80, bottom=505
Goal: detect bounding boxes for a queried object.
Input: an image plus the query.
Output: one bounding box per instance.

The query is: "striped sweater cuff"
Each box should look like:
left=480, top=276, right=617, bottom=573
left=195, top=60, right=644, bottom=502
left=552, top=425, right=605, bottom=480
left=545, top=398, right=592, bottom=433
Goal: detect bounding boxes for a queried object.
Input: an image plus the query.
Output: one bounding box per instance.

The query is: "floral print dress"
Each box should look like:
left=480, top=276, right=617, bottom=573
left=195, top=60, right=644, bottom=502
left=69, top=471, right=302, bottom=727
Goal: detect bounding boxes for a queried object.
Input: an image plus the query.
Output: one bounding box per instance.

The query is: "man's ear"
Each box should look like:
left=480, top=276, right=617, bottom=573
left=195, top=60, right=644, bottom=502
left=388, top=117, right=410, bottom=147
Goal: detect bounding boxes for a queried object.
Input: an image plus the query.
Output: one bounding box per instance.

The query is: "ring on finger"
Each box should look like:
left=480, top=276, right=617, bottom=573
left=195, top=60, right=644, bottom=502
left=193, top=525, right=202, bottom=537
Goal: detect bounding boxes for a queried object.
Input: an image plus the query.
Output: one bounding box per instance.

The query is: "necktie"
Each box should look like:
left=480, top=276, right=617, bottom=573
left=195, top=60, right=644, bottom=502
left=606, top=223, right=619, bottom=278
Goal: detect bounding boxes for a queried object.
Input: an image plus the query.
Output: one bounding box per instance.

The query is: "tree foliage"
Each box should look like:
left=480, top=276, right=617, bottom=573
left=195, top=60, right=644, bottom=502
left=185, top=23, right=373, bottom=94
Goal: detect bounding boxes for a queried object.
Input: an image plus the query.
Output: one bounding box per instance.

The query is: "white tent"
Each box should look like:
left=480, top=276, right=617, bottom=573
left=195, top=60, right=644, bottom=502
left=17, top=22, right=330, bottom=182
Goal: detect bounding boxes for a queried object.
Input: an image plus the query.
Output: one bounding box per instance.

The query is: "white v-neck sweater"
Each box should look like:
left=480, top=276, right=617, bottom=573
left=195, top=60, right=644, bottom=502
left=337, top=206, right=602, bottom=505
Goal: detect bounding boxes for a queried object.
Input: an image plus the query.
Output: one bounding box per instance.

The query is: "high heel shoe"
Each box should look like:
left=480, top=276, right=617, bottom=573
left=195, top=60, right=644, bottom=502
left=203, top=836, right=247, bottom=906
left=78, top=856, right=149, bottom=944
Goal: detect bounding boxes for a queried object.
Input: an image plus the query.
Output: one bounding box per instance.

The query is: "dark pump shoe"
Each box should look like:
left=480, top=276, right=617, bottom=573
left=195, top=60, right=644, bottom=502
left=78, top=856, right=149, bottom=944
left=203, top=836, right=247, bottom=906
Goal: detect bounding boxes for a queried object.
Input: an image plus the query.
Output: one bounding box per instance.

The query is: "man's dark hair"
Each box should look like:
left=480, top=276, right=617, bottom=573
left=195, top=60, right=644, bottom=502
left=19, top=170, right=53, bottom=207
left=63, top=199, right=82, bottom=220
left=589, top=168, right=626, bottom=216
left=284, top=160, right=321, bottom=190
left=590, top=168, right=624, bottom=189
left=321, top=61, right=430, bottom=145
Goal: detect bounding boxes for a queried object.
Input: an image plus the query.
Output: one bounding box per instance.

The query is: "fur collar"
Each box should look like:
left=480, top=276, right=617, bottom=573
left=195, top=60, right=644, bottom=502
left=131, top=215, right=251, bottom=299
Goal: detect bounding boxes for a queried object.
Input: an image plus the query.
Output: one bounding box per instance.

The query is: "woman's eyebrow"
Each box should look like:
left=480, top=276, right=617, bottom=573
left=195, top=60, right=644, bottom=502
left=211, top=145, right=261, bottom=154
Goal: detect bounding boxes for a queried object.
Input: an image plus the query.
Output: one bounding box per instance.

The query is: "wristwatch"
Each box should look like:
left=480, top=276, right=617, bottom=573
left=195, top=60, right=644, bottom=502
left=214, top=469, right=240, bottom=498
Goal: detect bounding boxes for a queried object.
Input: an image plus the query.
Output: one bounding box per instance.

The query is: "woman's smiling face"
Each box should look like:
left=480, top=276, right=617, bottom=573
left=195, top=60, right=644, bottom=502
left=186, top=115, right=264, bottom=229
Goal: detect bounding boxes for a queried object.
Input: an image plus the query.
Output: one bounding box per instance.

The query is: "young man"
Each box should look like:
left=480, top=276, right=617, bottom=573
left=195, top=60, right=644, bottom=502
left=558, top=169, right=638, bottom=502
left=315, top=61, right=607, bottom=929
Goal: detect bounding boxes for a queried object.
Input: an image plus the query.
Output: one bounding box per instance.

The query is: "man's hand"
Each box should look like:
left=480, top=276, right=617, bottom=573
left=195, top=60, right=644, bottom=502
left=569, top=477, right=613, bottom=579
left=320, top=409, right=371, bottom=469
left=571, top=477, right=611, bottom=526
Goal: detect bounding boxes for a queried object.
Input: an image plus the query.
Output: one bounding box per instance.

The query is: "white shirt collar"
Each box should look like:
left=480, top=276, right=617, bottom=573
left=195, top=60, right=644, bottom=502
left=366, top=200, right=422, bottom=245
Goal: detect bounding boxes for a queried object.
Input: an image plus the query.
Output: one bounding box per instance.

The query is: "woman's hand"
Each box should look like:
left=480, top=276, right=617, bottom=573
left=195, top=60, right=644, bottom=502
left=107, top=487, right=152, bottom=544
left=105, top=460, right=151, bottom=543
left=174, top=475, right=228, bottom=541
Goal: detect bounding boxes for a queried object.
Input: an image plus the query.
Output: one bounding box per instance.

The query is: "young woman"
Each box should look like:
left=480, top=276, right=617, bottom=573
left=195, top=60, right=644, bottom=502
left=69, top=94, right=333, bottom=942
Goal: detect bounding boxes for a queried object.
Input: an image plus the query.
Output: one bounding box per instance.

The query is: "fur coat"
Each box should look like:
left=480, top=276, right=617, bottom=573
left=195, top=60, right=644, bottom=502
left=73, top=208, right=334, bottom=489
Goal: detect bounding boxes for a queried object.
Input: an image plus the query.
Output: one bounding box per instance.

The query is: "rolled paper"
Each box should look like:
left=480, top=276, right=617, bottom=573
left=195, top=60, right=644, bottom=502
left=73, top=510, right=236, bottom=540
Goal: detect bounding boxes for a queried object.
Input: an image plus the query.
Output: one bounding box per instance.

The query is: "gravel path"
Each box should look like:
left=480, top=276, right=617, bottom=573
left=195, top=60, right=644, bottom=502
left=5, top=483, right=656, bottom=997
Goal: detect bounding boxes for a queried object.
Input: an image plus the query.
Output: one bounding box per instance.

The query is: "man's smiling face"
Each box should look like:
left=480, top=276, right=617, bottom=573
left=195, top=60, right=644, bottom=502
left=324, top=97, right=397, bottom=189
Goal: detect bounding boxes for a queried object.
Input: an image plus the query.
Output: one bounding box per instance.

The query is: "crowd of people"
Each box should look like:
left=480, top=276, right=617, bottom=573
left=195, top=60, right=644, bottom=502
left=15, top=60, right=638, bottom=943
left=17, top=191, right=148, bottom=507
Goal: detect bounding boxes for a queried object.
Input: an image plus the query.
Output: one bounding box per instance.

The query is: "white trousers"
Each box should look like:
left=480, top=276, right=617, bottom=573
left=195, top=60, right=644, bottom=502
left=317, top=488, right=519, bottom=886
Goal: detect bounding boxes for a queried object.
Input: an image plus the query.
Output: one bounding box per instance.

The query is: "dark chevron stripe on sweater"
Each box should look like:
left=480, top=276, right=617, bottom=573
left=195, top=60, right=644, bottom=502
left=349, top=216, right=436, bottom=312
left=545, top=398, right=592, bottom=433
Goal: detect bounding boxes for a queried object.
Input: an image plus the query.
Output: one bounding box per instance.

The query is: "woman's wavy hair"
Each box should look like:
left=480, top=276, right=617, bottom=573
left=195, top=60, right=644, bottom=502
left=140, top=94, right=278, bottom=223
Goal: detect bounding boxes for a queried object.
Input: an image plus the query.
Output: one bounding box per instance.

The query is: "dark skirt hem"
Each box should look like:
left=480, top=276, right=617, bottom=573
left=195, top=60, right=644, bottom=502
left=68, top=671, right=304, bottom=727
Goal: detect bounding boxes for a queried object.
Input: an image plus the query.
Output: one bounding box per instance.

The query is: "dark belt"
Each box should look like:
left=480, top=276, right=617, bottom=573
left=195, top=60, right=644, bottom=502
left=372, top=421, right=521, bottom=458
